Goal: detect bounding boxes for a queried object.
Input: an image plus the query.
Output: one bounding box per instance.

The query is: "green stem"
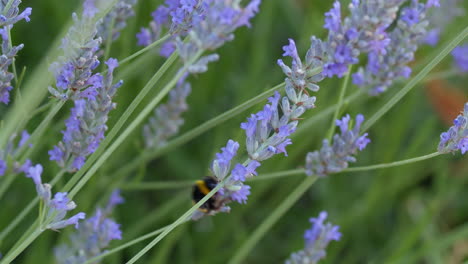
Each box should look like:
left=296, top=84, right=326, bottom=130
left=0, top=227, right=42, bottom=264
left=125, top=182, right=224, bottom=264
left=362, top=24, right=468, bottom=132
left=344, top=152, right=442, bottom=172
left=113, top=82, right=286, bottom=181
left=120, top=151, right=443, bottom=191
left=228, top=176, right=318, bottom=264
left=118, top=35, right=170, bottom=66
left=61, top=50, right=179, bottom=195
left=326, top=65, right=353, bottom=141
left=83, top=225, right=172, bottom=264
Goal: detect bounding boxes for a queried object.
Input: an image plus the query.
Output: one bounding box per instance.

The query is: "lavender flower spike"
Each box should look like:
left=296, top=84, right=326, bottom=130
left=438, top=103, right=468, bottom=155
left=49, top=58, right=123, bottom=172
left=143, top=80, right=191, bottom=148
left=285, top=211, right=341, bottom=264
left=0, top=1, right=31, bottom=104
left=353, top=1, right=437, bottom=95
left=176, top=0, right=261, bottom=74
left=321, top=0, right=406, bottom=78
left=48, top=1, right=102, bottom=100
left=25, top=163, right=85, bottom=230
left=306, top=114, right=370, bottom=177
left=193, top=38, right=323, bottom=219
left=54, top=190, right=124, bottom=264
left=97, top=0, right=137, bottom=43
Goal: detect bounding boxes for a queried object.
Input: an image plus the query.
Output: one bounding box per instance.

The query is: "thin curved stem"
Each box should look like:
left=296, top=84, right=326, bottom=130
left=344, top=152, right=442, bottom=172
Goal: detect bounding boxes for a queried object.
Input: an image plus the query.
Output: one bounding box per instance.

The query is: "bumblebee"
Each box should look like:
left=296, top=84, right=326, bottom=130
left=192, top=176, right=221, bottom=213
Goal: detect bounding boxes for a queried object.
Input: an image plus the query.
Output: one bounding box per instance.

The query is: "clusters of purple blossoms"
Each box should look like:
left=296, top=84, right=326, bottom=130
left=353, top=0, right=437, bottom=95
left=438, top=103, right=468, bottom=155
left=175, top=0, right=261, bottom=74
left=321, top=0, right=406, bottom=78
left=25, top=164, right=85, bottom=230
left=48, top=1, right=102, bottom=101
left=54, top=190, right=123, bottom=264
left=451, top=45, right=468, bottom=72
left=97, top=0, right=137, bottom=43
left=0, top=130, right=32, bottom=176
left=0, top=0, right=31, bottom=104
left=192, top=38, right=322, bottom=219
left=142, top=80, right=191, bottom=148
left=49, top=59, right=122, bottom=172
left=136, top=0, right=208, bottom=57
left=305, top=114, right=370, bottom=177
left=285, top=211, right=341, bottom=264
left=423, top=0, right=463, bottom=46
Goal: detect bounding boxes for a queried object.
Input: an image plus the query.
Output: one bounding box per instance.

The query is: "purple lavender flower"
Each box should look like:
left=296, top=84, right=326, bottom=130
left=193, top=37, right=323, bottom=219
left=0, top=1, right=32, bottom=27
left=286, top=211, right=341, bottom=264
left=49, top=59, right=123, bottom=172
left=452, top=45, right=468, bottom=72
left=142, top=81, right=191, bottom=148
left=306, top=114, right=370, bottom=177
left=24, top=163, right=85, bottom=230
left=48, top=2, right=102, bottom=100
left=438, top=103, right=468, bottom=154
left=54, top=190, right=123, bottom=264
left=353, top=0, right=437, bottom=95
left=321, top=0, right=406, bottom=78
left=97, top=0, right=137, bottom=42
left=0, top=22, right=25, bottom=104
left=175, top=0, right=261, bottom=74
left=211, top=139, right=239, bottom=180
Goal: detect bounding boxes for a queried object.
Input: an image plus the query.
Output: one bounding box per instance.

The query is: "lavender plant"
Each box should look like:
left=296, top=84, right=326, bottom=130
left=54, top=190, right=123, bottom=264
left=305, top=114, right=370, bottom=177
left=352, top=0, right=438, bottom=95
left=0, top=0, right=31, bottom=104
left=438, top=102, right=468, bottom=154
left=285, top=212, right=341, bottom=264
left=142, top=80, right=191, bottom=148
left=0, top=0, right=468, bottom=263
left=97, top=0, right=137, bottom=43
left=49, top=59, right=122, bottom=172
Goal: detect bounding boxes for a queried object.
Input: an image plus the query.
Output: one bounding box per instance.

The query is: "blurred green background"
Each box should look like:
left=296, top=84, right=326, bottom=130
left=1, top=0, right=468, bottom=263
